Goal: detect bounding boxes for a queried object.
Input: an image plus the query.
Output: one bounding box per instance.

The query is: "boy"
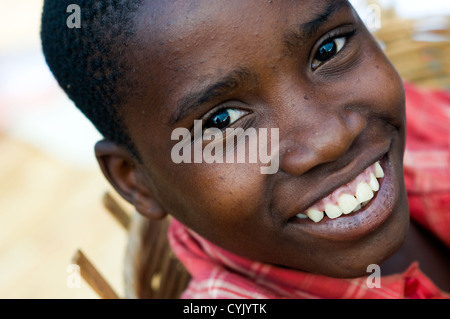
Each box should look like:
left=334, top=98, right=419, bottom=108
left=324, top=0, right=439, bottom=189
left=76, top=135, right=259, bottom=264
left=41, top=0, right=450, bottom=298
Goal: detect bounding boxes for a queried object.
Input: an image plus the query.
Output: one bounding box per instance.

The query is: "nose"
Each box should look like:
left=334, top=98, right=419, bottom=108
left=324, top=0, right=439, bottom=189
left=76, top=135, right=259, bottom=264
left=280, top=110, right=366, bottom=176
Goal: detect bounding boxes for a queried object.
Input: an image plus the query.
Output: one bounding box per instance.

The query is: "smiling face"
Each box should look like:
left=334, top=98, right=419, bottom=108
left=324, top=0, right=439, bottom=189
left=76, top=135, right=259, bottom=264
left=106, top=0, right=409, bottom=277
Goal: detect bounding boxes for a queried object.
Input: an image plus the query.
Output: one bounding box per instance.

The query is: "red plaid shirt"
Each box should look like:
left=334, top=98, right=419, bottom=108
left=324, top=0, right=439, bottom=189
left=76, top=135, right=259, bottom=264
left=403, top=83, right=450, bottom=248
left=168, top=82, right=450, bottom=299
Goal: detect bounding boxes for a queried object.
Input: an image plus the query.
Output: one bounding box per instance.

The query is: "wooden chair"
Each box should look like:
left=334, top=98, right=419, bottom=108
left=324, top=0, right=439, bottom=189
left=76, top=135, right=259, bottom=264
left=123, top=211, right=191, bottom=298
left=72, top=192, right=191, bottom=299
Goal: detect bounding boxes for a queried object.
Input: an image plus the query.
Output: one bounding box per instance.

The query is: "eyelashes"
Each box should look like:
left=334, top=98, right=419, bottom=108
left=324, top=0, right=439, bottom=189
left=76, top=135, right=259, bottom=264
left=311, top=28, right=356, bottom=70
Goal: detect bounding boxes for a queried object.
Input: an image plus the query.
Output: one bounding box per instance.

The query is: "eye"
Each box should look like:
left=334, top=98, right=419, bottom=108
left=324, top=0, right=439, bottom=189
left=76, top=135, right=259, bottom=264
left=204, top=108, right=247, bottom=130
left=312, top=36, right=347, bottom=69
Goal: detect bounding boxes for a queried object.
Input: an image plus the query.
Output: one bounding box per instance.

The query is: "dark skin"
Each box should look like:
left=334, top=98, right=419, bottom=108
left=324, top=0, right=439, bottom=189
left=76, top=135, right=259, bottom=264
left=95, top=0, right=450, bottom=291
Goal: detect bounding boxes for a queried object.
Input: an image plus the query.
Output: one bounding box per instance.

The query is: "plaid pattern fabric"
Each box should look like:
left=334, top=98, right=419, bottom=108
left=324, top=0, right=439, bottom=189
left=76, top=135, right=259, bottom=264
left=168, top=82, right=450, bottom=299
left=403, top=82, right=450, bottom=248
left=168, top=219, right=449, bottom=299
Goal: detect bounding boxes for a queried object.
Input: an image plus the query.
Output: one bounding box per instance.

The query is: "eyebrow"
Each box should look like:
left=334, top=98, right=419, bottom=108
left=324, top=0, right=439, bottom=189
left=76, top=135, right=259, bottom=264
left=168, top=68, right=255, bottom=125
left=284, top=0, right=348, bottom=49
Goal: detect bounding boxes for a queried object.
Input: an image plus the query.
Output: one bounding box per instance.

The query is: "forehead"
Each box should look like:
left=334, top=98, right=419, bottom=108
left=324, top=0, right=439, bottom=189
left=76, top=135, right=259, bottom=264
left=136, top=0, right=350, bottom=60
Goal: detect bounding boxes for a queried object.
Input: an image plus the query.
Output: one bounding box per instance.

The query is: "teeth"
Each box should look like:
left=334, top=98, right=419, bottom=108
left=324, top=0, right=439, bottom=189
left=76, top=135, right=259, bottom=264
left=375, top=162, right=384, bottom=178
left=369, top=173, right=379, bottom=191
left=306, top=209, right=324, bottom=223
left=298, top=161, right=385, bottom=223
left=324, top=204, right=343, bottom=219
left=338, top=194, right=360, bottom=214
left=356, top=182, right=374, bottom=204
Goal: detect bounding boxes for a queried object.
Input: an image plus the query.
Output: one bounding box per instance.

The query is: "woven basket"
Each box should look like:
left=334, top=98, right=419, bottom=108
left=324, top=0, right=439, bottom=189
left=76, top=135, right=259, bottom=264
left=373, top=9, right=450, bottom=89
left=123, top=6, right=450, bottom=300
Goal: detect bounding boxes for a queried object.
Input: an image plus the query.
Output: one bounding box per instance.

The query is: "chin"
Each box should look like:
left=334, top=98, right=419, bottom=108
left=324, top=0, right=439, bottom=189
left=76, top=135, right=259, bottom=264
left=329, top=194, right=410, bottom=279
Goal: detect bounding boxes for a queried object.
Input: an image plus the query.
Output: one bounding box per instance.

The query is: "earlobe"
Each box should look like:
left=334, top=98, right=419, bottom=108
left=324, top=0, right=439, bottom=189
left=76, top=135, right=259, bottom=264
left=94, top=139, right=167, bottom=220
left=132, top=191, right=167, bottom=220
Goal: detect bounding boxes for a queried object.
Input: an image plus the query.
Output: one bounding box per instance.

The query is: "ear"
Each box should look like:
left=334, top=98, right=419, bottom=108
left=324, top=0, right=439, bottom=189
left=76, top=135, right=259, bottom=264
left=94, top=139, right=167, bottom=220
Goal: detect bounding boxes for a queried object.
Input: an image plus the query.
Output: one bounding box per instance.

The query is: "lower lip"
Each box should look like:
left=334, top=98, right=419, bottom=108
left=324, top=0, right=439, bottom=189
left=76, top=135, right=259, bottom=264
left=289, top=154, right=398, bottom=242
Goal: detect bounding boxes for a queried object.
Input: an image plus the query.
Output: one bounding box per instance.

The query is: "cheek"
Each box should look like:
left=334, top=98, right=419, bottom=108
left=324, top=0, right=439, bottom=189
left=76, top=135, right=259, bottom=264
left=373, top=57, right=405, bottom=119
left=365, top=44, right=405, bottom=120
left=341, top=39, right=406, bottom=137
left=153, top=160, right=267, bottom=233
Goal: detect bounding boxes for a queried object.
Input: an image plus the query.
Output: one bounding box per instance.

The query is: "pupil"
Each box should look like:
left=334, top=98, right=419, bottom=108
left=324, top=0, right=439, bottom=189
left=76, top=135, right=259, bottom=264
left=317, top=41, right=336, bottom=61
left=208, top=111, right=230, bottom=129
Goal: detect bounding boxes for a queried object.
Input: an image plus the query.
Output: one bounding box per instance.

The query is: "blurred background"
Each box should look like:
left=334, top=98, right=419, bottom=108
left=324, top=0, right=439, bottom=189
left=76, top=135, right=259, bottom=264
left=0, top=0, right=448, bottom=299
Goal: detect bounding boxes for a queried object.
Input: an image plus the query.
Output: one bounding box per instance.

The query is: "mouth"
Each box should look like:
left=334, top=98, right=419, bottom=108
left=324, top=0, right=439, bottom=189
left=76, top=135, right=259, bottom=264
left=289, top=151, right=400, bottom=241
left=296, top=160, right=384, bottom=223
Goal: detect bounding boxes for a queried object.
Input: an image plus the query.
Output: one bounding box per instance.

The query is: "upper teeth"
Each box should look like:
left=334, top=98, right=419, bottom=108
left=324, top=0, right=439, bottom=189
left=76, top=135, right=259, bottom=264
left=338, top=194, right=359, bottom=214
left=355, top=182, right=374, bottom=203
left=297, top=161, right=385, bottom=223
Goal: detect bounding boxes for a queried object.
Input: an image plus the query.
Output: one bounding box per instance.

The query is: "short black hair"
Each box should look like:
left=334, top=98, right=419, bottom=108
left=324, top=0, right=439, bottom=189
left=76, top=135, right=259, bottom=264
left=41, top=0, right=144, bottom=159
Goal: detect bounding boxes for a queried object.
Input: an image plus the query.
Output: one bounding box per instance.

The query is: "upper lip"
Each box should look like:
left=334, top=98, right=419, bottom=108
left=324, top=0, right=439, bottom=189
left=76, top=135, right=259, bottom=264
left=288, top=140, right=391, bottom=220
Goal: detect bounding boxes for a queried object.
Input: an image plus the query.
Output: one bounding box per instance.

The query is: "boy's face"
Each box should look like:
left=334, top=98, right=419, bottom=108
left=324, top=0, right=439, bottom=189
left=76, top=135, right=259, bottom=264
left=110, top=0, right=409, bottom=277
